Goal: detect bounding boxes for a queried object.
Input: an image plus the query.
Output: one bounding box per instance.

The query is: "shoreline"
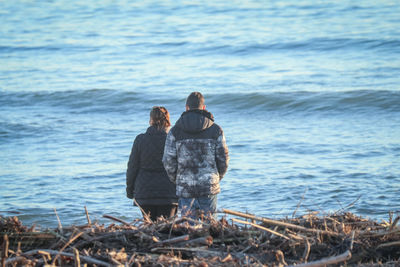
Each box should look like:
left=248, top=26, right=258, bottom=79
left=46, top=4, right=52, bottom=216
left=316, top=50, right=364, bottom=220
left=2, top=203, right=396, bottom=231
left=1, top=208, right=399, bottom=266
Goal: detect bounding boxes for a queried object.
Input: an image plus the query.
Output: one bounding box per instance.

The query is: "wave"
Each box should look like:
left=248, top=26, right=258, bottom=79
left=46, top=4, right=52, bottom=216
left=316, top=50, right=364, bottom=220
left=1, top=89, right=399, bottom=115
left=208, top=90, right=400, bottom=114
left=4, top=37, right=396, bottom=57
left=0, top=89, right=181, bottom=114
left=189, top=38, right=400, bottom=56
left=0, top=120, right=54, bottom=141
left=0, top=44, right=100, bottom=54
left=138, top=37, right=400, bottom=57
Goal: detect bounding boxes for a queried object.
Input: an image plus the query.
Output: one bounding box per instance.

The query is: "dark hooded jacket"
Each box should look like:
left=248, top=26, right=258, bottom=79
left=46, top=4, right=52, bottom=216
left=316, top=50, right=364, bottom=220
left=162, top=109, right=229, bottom=198
left=126, top=126, right=177, bottom=205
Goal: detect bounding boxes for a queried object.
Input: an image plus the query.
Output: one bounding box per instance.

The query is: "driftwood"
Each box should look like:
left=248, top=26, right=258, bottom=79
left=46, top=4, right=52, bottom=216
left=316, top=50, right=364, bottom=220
left=51, top=231, right=84, bottom=264
left=177, top=235, right=213, bottom=247
left=1, top=234, right=8, bottom=267
left=102, top=214, right=133, bottom=227
left=1, top=208, right=399, bottom=266
left=377, top=241, right=400, bottom=249
left=223, top=209, right=341, bottom=236
left=73, top=248, right=80, bottom=267
left=232, top=218, right=292, bottom=240
left=152, top=234, right=190, bottom=246
left=21, top=249, right=110, bottom=267
left=287, top=250, right=352, bottom=267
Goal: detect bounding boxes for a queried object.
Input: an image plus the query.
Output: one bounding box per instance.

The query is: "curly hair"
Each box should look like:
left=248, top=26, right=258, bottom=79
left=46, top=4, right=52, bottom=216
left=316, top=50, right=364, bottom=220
left=150, top=106, right=171, bottom=130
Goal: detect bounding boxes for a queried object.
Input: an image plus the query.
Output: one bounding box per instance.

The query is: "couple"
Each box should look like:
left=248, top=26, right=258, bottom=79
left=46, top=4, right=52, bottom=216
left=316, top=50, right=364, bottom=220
left=126, top=92, right=230, bottom=221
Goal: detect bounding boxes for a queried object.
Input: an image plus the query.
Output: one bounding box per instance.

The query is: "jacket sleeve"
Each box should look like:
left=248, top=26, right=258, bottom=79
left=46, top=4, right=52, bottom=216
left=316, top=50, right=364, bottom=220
left=162, top=130, right=178, bottom=183
left=216, top=132, right=229, bottom=180
left=126, top=136, right=140, bottom=199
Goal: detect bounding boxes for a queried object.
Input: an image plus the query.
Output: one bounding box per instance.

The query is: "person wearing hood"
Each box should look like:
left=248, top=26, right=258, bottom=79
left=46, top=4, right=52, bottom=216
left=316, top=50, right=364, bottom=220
left=162, top=92, right=229, bottom=219
left=126, top=106, right=178, bottom=221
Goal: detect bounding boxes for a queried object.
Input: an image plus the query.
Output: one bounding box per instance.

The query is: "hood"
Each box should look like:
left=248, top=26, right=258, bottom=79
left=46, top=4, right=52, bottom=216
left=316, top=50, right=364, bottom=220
left=176, top=109, right=214, bottom=134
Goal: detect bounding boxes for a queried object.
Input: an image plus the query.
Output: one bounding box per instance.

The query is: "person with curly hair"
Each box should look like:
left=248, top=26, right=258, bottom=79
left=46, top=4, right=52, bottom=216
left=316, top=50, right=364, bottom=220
left=126, top=106, right=177, bottom=221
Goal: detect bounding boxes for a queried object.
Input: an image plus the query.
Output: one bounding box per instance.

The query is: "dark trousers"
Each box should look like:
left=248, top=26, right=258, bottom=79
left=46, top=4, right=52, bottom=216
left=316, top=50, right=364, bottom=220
left=140, top=204, right=177, bottom=221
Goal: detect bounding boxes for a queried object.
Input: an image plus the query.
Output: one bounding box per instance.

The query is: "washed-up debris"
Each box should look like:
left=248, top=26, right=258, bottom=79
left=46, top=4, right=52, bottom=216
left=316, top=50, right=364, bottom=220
left=1, top=208, right=399, bottom=266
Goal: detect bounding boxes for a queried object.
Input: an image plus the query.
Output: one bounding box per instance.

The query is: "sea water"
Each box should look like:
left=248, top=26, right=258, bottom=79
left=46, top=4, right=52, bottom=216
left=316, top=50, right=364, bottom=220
left=1, top=0, right=399, bottom=227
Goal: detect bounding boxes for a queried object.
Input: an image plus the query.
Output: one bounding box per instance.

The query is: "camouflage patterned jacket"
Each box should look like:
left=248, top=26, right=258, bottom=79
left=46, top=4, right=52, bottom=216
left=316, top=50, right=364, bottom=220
left=162, top=109, right=229, bottom=198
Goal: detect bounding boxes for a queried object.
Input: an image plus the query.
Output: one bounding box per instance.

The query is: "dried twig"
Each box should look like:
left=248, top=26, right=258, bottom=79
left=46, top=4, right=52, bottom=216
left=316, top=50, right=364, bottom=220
left=151, top=246, right=222, bottom=257
left=133, top=199, right=152, bottom=224
left=292, top=188, right=308, bottom=218
left=53, top=208, right=63, bottom=234
left=52, top=231, right=84, bottom=265
left=177, top=236, right=213, bottom=247
left=4, top=256, right=27, bottom=266
left=153, top=234, right=190, bottom=246
left=232, top=218, right=291, bottom=240
left=377, top=241, right=400, bottom=249
left=350, top=230, right=355, bottom=250
left=23, top=249, right=111, bottom=267
left=302, top=238, right=310, bottom=262
left=389, top=216, right=400, bottom=231
left=84, top=206, right=91, bottom=227
left=360, top=228, right=400, bottom=237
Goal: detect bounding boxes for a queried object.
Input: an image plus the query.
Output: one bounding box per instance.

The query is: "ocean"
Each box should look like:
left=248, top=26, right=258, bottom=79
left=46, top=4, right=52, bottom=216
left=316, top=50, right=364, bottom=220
left=1, top=0, right=399, bottom=227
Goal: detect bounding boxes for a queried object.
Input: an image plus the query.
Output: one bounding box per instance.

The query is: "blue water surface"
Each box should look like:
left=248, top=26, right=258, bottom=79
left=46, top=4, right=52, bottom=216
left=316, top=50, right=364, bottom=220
left=0, top=0, right=399, bottom=227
